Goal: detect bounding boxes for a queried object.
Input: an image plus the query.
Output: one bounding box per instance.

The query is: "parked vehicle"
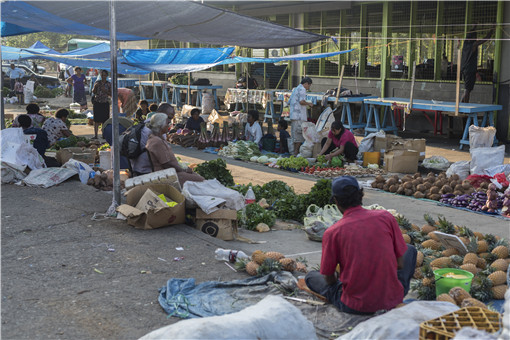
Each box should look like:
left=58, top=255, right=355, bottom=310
left=1, top=64, right=60, bottom=88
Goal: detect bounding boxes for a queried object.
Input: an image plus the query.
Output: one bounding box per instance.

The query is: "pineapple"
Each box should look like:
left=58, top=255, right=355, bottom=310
left=460, top=263, right=479, bottom=275
left=256, top=258, right=282, bottom=276
left=251, top=250, right=267, bottom=265
left=442, top=248, right=459, bottom=257
left=491, top=285, right=508, bottom=300
left=430, top=257, right=452, bottom=268
left=422, top=277, right=434, bottom=287
left=461, top=298, right=487, bottom=309
left=416, top=251, right=424, bottom=267
left=477, top=240, right=489, bottom=254
left=459, top=237, right=470, bottom=245
left=413, top=267, right=424, bottom=279
left=450, top=255, right=464, bottom=266
left=246, top=261, right=259, bottom=276
left=492, top=245, right=509, bottom=259
left=411, top=223, right=421, bottom=231
left=484, top=234, right=498, bottom=250
left=463, top=253, right=479, bottom=266
left=396, top=215, right=413, bottom=232
left=421, top=224, right=437, bottom=234
left=265, top=251, right=284, bottom=261
left=457, top=226, right=475, bottom=238
left=490, top=259, right=509, bottom=272
left=423, top=213, right=436, bottom=227
left=476, top=257, right=487, bottom=270
left=488, top=271, right=507, bottom=286
left=428, top=232, right=440, bottom=242
left=436, top=216, right=455, bottom=234
left=473, top=231, right=485, bottom=240
left=436, top=293, right=456, bottom=304
left=449, top=287, right=472, bottom=305
left=234, top=258, right=249, bottom=271
left=402, top=234, right=411, bottom=244
left=408, top=231, right=426, bottom=244
left=422, top=239, right=442, bottom=250
left=470, top=275, right=494, bottom=302
left=279, top=258, right=297, bottom=272
left=480, top=252, right=498, bottom=263
left=295, top=262, right=307, bottom=273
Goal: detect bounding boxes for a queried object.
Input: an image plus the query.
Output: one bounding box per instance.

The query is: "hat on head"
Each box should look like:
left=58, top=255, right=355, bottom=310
left=332, top=176, right=360, bottom=197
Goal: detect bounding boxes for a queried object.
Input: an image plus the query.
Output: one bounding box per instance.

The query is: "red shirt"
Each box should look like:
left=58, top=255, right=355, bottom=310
left=320, top=206, right=407, bottom=313
left=328, top=129, right=358, bottom=148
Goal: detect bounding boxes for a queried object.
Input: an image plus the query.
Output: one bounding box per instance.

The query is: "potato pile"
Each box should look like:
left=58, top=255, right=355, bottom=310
left=371, top=172, right=475, bottom=201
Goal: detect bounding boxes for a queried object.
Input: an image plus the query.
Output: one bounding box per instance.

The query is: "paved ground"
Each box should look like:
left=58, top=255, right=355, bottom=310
left=2, top=100, right=509, bottom=339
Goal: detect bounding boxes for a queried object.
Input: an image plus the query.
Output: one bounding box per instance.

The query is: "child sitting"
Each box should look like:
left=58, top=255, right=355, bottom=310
left=145, top=103, right=159, bottom=120
left=277, top=119, right=290, bottom=154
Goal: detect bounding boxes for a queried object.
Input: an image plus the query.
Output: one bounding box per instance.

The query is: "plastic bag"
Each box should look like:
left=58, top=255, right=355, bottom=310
left=182, top=179, right=244, bottom=214
left=287, top=138, right=294, bottom=155
left=446, top=160, right=471, bottom=180
left=315, top=107, right=334, bottom=139
left=62, top=159, right=94, bottom=184
left=201, top=92, right=214, bottom=114
left=422, top=156, right=450, bottom=170
left=22, top=167, right=77, bottom=188
left=470, top=145, right=505, bottom=175
left=302, top=122, right=319, bottom=143
left=299, top=141, right=314, bottom=158
left=358, top=130, right=386, bottom=156
left=469, top=125, right=496, bottom=149
left=304, top=204, right=342, bottom=241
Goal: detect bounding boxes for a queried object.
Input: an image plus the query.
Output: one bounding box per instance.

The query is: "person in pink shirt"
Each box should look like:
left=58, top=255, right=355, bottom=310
left=317, top=121, right=358, bottom=162
left=305, top=176, right=416, bottom=314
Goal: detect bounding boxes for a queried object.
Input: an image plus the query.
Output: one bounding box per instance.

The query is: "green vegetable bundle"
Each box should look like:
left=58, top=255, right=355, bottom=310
left=238, top=203, right=276, bottom=230
left=194, top=158, right=235, bottom=187
left=276, top=156, right=309, bottom=170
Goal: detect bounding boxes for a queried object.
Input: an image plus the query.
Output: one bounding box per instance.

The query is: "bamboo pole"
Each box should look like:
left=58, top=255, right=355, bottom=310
left=455, top=48, right=461, bottom=116
left=406, top=61, right=417, bottom=131
left=335, top=65, right=346, bottom=106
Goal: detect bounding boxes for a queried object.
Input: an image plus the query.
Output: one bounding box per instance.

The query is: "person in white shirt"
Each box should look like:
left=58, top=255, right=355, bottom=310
left=289, top=77, right=313, bottom=155
left=8, top=64, right=25, bottom=90
left=245, top=110, right=263, bottom=144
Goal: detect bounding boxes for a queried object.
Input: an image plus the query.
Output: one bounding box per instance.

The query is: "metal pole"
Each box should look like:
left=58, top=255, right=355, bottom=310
left=110, top=0, right=121, bottom=205
left=0, top=44, right=5, bottom=130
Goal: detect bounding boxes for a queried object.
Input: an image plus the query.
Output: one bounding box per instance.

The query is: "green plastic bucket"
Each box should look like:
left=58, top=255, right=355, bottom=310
left=434, top=268, right=474, bottom=296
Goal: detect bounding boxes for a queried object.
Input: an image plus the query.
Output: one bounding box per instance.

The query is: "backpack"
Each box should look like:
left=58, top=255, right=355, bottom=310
left=119, top=123, right=146, bottom=159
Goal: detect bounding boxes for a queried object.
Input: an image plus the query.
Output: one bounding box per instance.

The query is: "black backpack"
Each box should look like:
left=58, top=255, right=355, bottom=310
left=119, top=123, right=146, bottom=159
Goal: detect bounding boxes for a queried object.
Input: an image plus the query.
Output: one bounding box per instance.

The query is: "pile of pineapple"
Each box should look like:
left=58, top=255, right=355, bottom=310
left=235, top=250, right=308, bottom=277
left=401, top=214, right=509, bottom=305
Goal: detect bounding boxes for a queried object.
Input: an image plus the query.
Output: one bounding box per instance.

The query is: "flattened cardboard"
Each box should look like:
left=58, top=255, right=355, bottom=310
left=434, top=231, right=468, bottom=255
left=196, top=208, right=238, bottom=241
left=135, top=188, right=168, bottom=212
left=119, top=183, right=185, bottom=230
left=384, top=149, right=419, bottom=174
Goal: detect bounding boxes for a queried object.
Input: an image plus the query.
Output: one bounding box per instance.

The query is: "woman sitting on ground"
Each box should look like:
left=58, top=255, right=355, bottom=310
left=13, top=103, right=45, bottom=128
left=134, top=100, right=149, bottom=123
left=145, top=113, right=204, bottom=187
left=184, top=108, right=204, bottom=133
left=317, top=121, right=359, bottom=163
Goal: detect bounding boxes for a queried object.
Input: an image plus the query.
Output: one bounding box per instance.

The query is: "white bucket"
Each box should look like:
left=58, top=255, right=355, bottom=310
left=99, top=150, right=112, bottom=170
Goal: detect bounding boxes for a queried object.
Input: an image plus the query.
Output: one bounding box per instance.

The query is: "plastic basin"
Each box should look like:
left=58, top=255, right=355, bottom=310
left=362, top=151, right=380, bottom=167
left=434, top=268, right=474, bottom=296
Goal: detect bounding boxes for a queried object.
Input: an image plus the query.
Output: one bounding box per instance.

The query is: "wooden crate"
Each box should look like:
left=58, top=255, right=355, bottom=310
left=419, top=307, right=502, bottom=340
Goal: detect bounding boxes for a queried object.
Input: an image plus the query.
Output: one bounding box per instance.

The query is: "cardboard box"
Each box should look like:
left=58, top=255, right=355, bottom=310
left=124, top=168, right=180, bottom=192
left=384, top=149, right=419, bottom=174
left=312, top=142, right=322, bottom=158
left=56, top=147, right=96, bottom=165
left=117, top=183, right=185, bottom=230
left=387, top=138, right=426, bottom=161
left=373, top=135, right=402, bottom=153
left=409, top=139, right=426, bottom=160
left=196, top=208, right=238, bottom=241
left=135, top=188, right=169, bottom=212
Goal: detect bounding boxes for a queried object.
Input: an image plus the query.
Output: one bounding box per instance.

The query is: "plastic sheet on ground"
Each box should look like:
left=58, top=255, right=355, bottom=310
left=157, top=271, right=373, bottom=339
left=338, top=301, right=460, bottom=340
left=470, top=145, right=505, bottom=175
left=182, top=179, right=244, bottom=214
left=0, top=127, right=45, bottom=171
left=21, top=167, right=78, bottom=188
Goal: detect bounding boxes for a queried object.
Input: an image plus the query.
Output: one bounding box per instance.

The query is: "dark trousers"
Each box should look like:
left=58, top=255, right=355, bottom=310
left=320, top=137, right=358, bottom=162
left=305, top=244, right=417, bottom=314
left=10, top=78, right=16, bottom=90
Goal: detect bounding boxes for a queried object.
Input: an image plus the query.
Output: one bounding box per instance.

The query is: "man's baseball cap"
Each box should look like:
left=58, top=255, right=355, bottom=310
left=331, top=176, right=360, bottom=197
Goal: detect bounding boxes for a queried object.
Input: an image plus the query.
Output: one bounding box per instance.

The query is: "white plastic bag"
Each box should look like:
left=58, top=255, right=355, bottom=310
left=469, top=125, right=496, bottom=149
left=470, top=145, right=505, bottom=175
left=302, top=122, right=320, bottom=143
left=299, top=141, right=314, bottom=158
left=0, top=128, right=45, bottom=170
left=287, top=138, right=294, bottom=154
left=201, top=92, right=214, bottom=114
left=62, top=159, right=94, bottom=184
left=182, top=179, right=244, bottom=214
left=446, top=161, right=471, bottom=180
left=358, top=131, right=386, bottom=156
left=22, top=167, right=77, bottom=188
left=483, top=164, right=510, bottom=177
left=422, top=156, right=450, bottom=170
left=315, top=107, right=334, bottom=139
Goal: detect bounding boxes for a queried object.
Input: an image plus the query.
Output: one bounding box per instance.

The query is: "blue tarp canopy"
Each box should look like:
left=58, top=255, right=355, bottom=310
left=1, top=1, right=327, bottom=49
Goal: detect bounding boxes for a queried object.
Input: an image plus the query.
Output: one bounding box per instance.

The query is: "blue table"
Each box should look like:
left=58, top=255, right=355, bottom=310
left=88, top=77, right=140, bottom=94
left=169, top=84, right=222, bottom=111
left=363, top=97, right=502, bottom=148
left=138, top=81, right=171, bottom=103
left=225, top=88, right=277, bottom=122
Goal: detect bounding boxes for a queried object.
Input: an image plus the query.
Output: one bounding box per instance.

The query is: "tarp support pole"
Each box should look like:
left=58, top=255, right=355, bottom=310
left=0, top=44, right=5, bottom=130
left=110, top=0, right=121, bottom=205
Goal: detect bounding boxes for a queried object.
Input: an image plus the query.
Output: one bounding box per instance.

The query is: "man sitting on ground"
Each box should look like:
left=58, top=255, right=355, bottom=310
left=305, top=176, right=416, bottom=314
left=17, top=114, right=49, bottom=158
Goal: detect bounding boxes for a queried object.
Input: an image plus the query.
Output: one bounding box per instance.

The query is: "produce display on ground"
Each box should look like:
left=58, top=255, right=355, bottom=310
left=217, top=140, right=261, bottom=160
left=371, top=172, right=509, bottom=217
left=193, top=158, right=234, bottom=187
left=235, top=250, right=308, bottom=277
left=398, top=214, right=509, bottom=305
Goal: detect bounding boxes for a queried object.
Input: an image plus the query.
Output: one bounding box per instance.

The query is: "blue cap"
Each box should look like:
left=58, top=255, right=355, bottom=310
left=332, top=176, right=360, bottom=197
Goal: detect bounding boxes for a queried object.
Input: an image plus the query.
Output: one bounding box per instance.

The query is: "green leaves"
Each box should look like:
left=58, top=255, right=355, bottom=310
left=238, top=203, right=276, bottom=230
left=194, top=158, right=235, bottom=187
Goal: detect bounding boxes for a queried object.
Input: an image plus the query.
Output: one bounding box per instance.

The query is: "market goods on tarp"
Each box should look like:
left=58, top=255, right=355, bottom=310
left=407, top=215, right=509, bottom=302
left=251, top=250, right=267, bottom=265
left=235, top=250, right=308, bottom=277
left=245, top=261, right=259, bottom=276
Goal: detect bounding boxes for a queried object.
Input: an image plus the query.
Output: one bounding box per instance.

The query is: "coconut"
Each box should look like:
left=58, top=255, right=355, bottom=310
left=416, top=184, right=426, bottom=192
left=389, top=185, right=398, bottom=193
left=404, top=189, right=413, bottom=196
left=430, top=186, right=440, bottom=194
left=414, top=192, right=425, bottom=199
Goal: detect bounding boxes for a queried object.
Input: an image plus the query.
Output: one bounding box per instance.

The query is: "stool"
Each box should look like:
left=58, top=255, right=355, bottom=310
left=365, top=104, right=398, bottom=135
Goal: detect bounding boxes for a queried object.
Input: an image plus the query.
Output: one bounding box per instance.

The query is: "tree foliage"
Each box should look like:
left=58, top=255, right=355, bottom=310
left=3, top=32, right=98, bottom=52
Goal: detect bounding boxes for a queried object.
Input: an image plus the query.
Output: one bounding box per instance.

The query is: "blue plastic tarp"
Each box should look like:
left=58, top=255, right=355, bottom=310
left=218, top=49, right=355, bottom=65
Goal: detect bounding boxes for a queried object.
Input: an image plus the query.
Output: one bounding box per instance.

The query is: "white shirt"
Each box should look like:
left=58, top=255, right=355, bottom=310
left=245, top=121, right=263, bottom=144
left=289, top=84, right=308, bottom=121
left=9, top=67, right=24, bottom=79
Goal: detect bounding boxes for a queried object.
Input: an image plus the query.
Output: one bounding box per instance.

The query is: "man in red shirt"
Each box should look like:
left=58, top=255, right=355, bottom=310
left=305, top=176, right=416, bottom=314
